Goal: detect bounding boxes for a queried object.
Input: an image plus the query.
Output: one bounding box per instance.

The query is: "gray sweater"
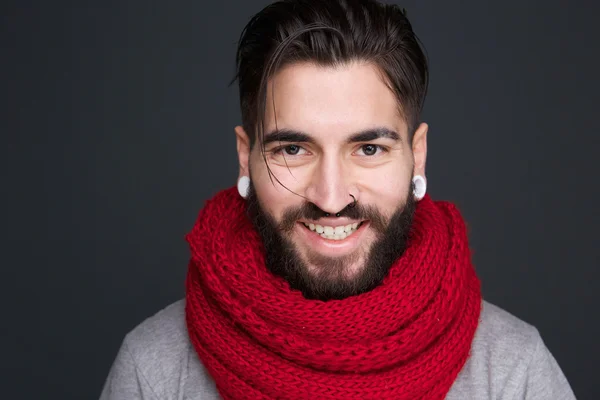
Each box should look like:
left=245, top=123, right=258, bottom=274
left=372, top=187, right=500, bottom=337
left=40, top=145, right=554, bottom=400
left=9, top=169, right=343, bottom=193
left=99, top=300, right=576, bottom=399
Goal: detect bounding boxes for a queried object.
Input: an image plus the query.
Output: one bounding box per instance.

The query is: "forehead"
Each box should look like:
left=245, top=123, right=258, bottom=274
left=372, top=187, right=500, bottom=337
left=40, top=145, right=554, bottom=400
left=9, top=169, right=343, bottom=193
left=264, top=61, right=406, bottom=141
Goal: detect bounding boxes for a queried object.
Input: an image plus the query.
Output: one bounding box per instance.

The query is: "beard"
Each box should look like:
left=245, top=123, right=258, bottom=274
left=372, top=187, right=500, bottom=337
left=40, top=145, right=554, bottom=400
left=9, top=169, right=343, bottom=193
left=246, top=182, right=417, bottom=301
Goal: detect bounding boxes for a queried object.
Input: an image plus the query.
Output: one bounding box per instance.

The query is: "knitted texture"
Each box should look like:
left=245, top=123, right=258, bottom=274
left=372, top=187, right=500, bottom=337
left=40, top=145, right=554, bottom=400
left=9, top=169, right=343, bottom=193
left=185, top=187, right=481, bottom=400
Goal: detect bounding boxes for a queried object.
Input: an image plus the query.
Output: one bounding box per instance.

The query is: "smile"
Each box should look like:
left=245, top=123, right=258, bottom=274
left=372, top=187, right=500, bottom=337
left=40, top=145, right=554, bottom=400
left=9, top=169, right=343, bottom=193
left=302, top=221, right=364, bottom=241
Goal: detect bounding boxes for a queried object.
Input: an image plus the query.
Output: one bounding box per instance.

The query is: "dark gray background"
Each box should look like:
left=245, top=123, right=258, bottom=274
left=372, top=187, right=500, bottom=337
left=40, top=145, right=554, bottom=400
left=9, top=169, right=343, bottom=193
left=2, top=1, right=598, bottom=399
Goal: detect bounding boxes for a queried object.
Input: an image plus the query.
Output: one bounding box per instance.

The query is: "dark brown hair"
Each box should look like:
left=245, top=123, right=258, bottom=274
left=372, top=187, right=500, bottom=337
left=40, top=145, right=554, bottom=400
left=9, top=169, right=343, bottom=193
left=233, top=0, right=429, bottom=152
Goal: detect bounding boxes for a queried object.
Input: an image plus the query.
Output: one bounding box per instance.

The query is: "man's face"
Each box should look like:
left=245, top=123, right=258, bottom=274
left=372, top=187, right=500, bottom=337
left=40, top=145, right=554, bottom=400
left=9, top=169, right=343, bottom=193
left=236, top=61, right=428, bottom=300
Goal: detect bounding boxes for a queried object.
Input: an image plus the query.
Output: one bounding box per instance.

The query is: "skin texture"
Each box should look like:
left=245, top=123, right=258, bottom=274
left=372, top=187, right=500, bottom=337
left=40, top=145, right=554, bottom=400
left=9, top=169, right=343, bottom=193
left=235, top=61, right=428, bottom=291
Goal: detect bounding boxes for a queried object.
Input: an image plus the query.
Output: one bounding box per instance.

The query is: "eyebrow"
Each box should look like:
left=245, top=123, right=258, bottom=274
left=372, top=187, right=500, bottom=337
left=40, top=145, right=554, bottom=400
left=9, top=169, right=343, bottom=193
left=347, top=128, right=400, bottom=143
left=262, top=127, right=401, bottom=146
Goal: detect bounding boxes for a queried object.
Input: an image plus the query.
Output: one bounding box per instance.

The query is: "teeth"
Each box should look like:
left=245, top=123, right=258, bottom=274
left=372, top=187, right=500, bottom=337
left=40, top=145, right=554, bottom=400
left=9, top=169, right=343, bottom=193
left=302, top=221, right=363, bottom=241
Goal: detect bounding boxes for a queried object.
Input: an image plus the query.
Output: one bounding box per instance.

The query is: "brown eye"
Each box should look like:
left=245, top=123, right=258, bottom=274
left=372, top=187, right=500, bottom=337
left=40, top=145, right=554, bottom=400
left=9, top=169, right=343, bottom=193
left=285, top=145, right=301, bottom=155
left=362, top=144, right=377, bottom=156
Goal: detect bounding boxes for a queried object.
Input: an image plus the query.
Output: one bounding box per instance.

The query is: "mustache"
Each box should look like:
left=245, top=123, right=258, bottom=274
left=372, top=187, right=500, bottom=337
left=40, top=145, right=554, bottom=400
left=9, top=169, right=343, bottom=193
left=279, top=202, right=387, bottom=233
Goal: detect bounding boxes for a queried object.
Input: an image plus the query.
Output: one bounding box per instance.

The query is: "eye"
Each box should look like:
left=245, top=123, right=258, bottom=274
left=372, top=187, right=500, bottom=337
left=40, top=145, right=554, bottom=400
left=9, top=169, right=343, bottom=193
left=284, top=144, right=301, bottom=155
left=271, top=144, right=307, bottom=157
left=356, top=144, right=386, bottom=156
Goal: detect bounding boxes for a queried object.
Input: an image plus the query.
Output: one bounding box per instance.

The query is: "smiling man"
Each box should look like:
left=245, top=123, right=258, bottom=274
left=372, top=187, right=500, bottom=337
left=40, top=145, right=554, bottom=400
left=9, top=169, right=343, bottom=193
left=100, top=1, right=576, bottom=399
left=241, top=62, right=423, bottom=301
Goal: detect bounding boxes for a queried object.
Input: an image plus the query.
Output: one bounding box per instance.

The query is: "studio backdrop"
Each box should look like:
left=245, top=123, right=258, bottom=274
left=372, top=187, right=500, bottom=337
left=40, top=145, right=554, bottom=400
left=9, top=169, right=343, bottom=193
left=2, top=0, right=598, bottom=399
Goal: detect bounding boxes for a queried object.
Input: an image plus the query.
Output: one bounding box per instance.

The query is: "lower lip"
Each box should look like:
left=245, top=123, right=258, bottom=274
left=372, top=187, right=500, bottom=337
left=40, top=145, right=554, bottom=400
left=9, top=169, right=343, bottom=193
left=294, top=221, right=369, bottom=256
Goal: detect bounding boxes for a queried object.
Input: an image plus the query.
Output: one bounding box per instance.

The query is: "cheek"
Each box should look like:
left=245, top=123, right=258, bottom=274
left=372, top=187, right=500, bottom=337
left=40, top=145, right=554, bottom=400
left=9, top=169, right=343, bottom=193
left=250, top=155, right=304, bottom=219
left=359, top=167, right=411, bottom=214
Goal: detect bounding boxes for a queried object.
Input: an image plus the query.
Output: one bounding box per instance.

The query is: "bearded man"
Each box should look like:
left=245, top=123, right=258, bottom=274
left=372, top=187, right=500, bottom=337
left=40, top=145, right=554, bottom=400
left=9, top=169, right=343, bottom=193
left=100, top=0, right=576, bottom=399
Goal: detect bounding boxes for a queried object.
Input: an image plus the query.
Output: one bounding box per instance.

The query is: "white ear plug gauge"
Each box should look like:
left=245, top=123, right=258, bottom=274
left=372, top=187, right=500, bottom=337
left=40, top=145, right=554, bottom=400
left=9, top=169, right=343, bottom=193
left=412, top=175, right=427, bottom=201
left=237, top=176, right=250, bottom=199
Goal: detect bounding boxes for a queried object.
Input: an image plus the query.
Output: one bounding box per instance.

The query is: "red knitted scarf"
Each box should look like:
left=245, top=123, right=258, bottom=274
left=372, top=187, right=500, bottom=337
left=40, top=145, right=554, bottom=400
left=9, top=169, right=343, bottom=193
left=185, top=187, right=481, bottom=400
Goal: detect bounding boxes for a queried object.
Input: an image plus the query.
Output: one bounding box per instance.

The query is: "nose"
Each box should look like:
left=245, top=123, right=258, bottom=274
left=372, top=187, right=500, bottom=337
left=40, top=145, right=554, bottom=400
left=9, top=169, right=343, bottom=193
left=304, top=156, right=356, bottom=215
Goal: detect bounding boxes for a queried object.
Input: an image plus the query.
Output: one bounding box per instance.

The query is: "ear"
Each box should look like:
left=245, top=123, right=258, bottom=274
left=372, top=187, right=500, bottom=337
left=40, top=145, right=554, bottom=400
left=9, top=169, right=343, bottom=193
left=235, top=125, right=251, bottom=180
left=412, top=122, right=428, bottom=177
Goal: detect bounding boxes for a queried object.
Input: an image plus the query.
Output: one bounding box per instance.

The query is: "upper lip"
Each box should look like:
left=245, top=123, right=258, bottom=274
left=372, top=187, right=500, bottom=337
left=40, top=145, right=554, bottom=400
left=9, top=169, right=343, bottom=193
left=298, top=218, right=363, bottom=226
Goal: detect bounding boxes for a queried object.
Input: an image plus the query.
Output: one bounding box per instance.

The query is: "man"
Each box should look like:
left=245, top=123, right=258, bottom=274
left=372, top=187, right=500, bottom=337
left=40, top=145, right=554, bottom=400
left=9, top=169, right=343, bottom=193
left=100, top=0, right=576, bottom=399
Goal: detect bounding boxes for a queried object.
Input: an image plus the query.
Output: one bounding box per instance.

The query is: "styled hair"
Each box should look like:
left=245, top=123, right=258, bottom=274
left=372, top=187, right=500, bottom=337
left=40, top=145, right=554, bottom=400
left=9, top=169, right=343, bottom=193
left=234, top=0, right=428, bottom=150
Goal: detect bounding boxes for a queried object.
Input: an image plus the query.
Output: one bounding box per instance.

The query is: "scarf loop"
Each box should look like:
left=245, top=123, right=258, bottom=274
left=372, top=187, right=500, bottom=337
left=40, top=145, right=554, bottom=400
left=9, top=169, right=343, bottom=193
left=185, top=187, right=481, bottom=399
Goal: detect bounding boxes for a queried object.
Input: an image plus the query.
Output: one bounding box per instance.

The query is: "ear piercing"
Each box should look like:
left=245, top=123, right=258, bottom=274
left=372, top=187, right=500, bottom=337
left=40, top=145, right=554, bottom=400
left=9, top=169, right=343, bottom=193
left=237, top=176, right=250, bottom=199
left=412, top=175, right=427, bottom=201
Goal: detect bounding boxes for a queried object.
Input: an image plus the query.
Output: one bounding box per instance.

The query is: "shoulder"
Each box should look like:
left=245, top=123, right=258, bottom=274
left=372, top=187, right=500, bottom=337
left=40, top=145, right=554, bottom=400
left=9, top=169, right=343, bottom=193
left=475, top=300, right=541, bottom=357
left=450, top=300, right=575, bottom=399
left=125, top=299, right=188, bottom=357
left=473, top=300, right=543, bottom=382
left=102, top=299, right=220, bottom=399
left=449, top=300, right=541, bottom=398
left=122, top=299, right=193, bottom=392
